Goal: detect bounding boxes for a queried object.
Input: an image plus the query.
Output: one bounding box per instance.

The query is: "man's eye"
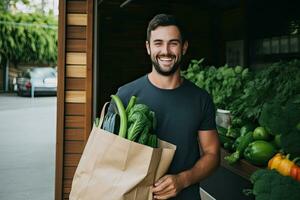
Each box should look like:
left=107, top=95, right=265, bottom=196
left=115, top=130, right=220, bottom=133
left=154, top=43, right=161, bottom=46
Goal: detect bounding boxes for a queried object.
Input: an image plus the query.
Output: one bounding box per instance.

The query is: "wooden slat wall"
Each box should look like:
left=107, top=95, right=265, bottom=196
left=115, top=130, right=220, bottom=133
left=56, top=0, right=93, bottom=199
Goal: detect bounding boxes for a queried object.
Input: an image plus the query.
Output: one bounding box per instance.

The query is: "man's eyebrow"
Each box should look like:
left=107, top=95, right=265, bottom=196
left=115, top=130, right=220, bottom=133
left=152, top=39, right=181, bottom=43
left=153, top=39, right=163, bottom=43
left=169, top=39, right=181, bottom=43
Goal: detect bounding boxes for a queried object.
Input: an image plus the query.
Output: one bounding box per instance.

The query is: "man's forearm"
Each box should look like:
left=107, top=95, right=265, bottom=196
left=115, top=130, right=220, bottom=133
left=178, top=151, right=220, bottom=188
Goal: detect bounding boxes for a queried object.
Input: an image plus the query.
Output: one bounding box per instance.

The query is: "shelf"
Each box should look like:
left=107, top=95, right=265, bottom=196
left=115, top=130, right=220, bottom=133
left=220, top=147, right=262, bottom=180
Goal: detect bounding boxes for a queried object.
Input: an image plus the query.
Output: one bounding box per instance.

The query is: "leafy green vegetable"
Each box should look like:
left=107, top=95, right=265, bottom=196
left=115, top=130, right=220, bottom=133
left=126, top=97, right=158, bottom=148
left=137, top=128, right=149, bottom=145
left=147, top=134, right=158, bottom=148
left=226, top=125, right=240, bottom=139
left=128, top=104, right=150, bottom=118
left=230, top=60, right=300, bottom=122
left=149, top=111, right=157, bottom=131
left=127, top=112, right=148, bottom=141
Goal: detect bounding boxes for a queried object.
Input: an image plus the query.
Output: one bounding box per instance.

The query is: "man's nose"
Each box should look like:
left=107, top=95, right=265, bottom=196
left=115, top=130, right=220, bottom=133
left=161, top=44, right=170, bottom=55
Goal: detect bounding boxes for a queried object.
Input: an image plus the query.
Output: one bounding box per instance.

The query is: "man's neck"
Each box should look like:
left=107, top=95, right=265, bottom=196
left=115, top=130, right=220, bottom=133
left=148, top=69, right=182, bottom=89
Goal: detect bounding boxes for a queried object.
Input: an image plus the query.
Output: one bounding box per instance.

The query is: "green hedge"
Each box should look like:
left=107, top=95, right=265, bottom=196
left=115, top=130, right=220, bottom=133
left=0, top=12, right=57, bottom=65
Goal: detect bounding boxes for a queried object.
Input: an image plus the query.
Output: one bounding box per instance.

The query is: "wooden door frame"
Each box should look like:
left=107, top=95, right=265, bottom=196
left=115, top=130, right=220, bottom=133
left=55, top=0, right=94, bottom=199
left=55, top=0, right=66, bottom=199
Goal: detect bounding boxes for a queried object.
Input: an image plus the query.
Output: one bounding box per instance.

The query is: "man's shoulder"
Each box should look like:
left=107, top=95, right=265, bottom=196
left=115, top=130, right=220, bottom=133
left=184, top=78, right=210, bottom=97
left=119, top=75, right=147, bottom=92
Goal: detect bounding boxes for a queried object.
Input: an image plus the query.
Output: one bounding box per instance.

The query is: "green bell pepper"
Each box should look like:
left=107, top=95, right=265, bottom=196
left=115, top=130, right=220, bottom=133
left=243, top=140, right=277, bottom=166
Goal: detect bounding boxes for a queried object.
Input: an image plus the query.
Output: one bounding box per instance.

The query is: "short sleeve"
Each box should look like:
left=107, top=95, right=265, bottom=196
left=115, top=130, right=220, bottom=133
left=199, top=92, right=217, bottom=131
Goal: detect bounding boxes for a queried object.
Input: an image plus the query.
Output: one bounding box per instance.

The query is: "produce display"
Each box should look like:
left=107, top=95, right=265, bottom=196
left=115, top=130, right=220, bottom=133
left=97, top=95, right=158, bottom=148
left=182, top=58, right=300, bottom=199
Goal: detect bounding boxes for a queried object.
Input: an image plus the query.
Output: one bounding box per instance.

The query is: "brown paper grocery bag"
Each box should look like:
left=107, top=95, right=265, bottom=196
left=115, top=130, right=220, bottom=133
left=69, top=103, right=176, bottom=200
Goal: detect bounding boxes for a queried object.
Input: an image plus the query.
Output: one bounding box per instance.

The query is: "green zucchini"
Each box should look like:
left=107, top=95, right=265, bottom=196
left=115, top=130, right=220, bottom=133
left=111, top=95, right=127, bottom=138
left=126, top=96, right=137, bottom=113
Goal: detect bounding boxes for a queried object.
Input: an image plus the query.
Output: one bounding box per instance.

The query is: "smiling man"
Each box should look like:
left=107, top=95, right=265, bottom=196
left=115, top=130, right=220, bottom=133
left=110, top=14, right=220, bottom=199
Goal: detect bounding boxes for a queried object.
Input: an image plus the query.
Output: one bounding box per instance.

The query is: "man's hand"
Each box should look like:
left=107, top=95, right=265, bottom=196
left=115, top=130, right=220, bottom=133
left=152, top=174, right=185, bottom=199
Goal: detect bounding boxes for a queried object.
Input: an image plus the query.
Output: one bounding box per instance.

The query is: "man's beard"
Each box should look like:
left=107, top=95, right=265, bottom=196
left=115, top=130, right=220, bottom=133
left=151, top=53, right=182, bottom=76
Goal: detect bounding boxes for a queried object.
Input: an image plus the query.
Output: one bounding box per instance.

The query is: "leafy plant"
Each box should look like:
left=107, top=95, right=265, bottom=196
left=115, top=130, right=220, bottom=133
left=229, top=60, right=300, bottom=122
left=181, top=58, right=250, bottom=111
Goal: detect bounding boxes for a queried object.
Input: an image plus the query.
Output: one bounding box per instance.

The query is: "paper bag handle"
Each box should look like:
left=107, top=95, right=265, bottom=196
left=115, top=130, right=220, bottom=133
left=99, top=102, right=110, bottom=128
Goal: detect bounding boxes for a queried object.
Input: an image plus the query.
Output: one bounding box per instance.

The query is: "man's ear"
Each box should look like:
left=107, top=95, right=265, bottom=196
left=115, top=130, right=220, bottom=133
left=183, top=41, right=189, bottom=55
left=145, top=41, right=150, bottom=55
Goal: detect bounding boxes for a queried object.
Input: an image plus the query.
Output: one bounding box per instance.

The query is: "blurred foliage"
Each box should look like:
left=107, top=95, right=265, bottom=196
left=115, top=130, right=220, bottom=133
left=0, top=11, right=57, bottom=66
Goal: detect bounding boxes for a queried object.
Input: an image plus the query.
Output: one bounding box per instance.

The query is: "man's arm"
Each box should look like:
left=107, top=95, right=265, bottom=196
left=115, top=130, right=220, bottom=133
left=152, top=130, right=220, bottom=199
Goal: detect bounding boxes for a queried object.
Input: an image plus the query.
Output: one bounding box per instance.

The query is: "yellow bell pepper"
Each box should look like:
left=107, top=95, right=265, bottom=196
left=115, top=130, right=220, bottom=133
left=268, top=153, right=294, bottom=176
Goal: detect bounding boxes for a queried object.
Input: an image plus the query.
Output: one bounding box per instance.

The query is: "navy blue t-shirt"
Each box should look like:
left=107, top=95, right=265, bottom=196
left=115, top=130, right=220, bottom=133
left=108, top=74, right=216, bottom=199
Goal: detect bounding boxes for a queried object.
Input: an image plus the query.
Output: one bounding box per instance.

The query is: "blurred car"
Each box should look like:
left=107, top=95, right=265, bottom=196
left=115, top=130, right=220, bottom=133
left=16, top=67, right=57, bottom=96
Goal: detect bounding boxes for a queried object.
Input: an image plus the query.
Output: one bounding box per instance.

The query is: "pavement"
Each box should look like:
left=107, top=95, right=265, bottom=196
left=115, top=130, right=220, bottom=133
left=0, top=93, right=56, bottom=200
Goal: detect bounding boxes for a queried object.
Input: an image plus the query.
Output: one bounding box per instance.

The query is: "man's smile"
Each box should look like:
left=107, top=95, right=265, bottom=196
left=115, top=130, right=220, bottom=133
left=157, top=55, right=175, bottom=66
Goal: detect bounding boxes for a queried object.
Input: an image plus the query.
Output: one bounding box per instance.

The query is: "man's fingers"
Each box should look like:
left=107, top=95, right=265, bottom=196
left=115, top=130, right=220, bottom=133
left=154, top=190, right=176, bottom=200
left=152, top=180, right=169, bottom=193
left=153, top=184, right=173, bottom=195
left=154, top=175, right=169, bottom=186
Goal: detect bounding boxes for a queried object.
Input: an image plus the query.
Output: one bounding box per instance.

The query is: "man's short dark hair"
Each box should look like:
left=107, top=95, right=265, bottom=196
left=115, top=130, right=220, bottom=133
left=146, top=14, right=186, bottom=42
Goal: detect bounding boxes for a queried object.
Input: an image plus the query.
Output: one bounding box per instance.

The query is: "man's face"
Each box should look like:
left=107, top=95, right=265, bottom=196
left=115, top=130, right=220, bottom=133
left=146, top=25, right=188, bottom=76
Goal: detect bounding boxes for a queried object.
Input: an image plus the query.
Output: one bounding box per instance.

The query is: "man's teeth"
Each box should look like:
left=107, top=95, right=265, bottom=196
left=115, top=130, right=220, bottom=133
left=159, top=57, right=172, bottom=61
